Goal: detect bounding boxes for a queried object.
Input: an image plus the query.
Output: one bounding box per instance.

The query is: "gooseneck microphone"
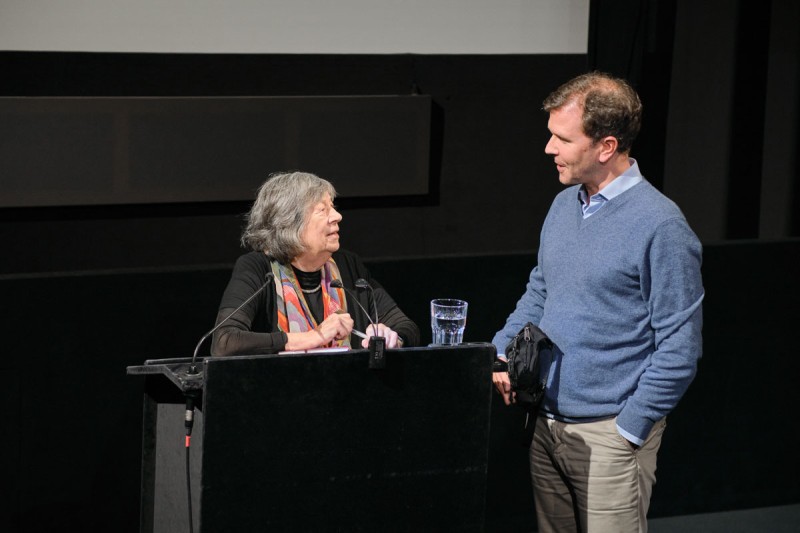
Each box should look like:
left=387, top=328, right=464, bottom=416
left=184, top=269, right=274, bottom=442
left=355, top=278, right=380, bottom=326
left=188, top=272, right=275, bottom=376
left=330, top=279, right=374, bottom=330
left=185, top=271, right=274, bottom=438
left=330, top=279, right=386, bottom=369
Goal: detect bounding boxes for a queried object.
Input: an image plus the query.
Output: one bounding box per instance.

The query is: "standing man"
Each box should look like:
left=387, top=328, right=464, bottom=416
left=492, top=72, right=704, bottom=533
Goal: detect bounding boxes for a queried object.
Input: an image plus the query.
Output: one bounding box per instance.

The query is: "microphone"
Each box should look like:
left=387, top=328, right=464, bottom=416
left=330, top=279, right=374, bottom=331
left=355, top=278, right=380, bottom=326
left=188, top=271, right=275, bottom=375
left=184, top=271, right=274, bottom=440
left=330, top=279, right=386, bottom=369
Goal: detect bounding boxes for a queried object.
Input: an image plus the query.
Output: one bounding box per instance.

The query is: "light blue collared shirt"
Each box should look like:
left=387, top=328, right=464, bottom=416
left=578, top=158, right=643, bottom=218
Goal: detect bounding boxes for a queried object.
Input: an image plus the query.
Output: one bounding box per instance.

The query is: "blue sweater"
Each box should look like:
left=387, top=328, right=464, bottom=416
left=492, top=179, right=704, bottom=441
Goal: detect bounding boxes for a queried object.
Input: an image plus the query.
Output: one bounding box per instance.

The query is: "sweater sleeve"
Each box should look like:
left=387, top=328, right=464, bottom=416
left=491, top=262, right=547, bottom=357
left=616, top=218, right=704, bottom=441
left=210, top=253, right=287, bottom=356
left=492, top=199, right=559, bottom=357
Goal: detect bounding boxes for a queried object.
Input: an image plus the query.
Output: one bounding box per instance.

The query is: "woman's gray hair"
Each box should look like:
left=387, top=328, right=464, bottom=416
left=241, top=171, right=337, bottom=264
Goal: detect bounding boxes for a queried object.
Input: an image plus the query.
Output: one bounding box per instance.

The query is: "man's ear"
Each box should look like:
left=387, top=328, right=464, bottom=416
left=597, top=136, right=618, bottom=163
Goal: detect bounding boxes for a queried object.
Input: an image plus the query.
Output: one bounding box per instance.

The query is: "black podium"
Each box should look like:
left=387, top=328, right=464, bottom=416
left=127, top=343, right=496, bottom=532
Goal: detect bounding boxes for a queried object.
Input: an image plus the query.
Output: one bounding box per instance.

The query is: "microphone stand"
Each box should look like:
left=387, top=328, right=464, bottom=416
left=354, top=278, right=385, bottom=369
left=180, top=271, right=274, bottom=533
left=330, top=279, right=385, bottom=369
left=187, top=272, right=275, bottom=376
left=354, top=278, right=379, bottom=323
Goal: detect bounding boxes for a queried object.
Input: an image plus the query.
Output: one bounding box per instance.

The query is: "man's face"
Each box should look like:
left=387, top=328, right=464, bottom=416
left=544, top=101, right=603, bottom=187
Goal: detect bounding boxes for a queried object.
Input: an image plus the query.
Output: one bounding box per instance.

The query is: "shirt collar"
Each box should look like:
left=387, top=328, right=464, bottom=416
left=578, top=157, right=643, bottom=204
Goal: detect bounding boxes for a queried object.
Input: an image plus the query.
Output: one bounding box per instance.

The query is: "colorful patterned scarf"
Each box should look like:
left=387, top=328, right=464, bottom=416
left=270, top=257, right=350, bottom=348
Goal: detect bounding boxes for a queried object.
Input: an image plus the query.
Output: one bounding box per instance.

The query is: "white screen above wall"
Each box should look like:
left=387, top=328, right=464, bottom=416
left=0, top=0, right=589, bottom=54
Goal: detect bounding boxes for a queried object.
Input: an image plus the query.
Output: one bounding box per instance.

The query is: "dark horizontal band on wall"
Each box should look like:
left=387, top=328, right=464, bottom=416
left=0, top=95, right=432, bottom=208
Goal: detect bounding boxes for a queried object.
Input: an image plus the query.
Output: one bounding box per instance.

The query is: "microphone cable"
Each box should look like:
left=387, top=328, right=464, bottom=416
left=183, top=271, right=274, bottom=533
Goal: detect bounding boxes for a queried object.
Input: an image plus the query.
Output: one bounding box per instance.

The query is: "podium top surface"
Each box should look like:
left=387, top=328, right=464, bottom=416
left=127, top=342, right=496, bottom=392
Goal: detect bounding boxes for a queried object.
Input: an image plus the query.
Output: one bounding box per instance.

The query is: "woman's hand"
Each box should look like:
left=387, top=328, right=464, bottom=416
left=317, top=312, right=354, bottom=344
left=285, top=312, right=354, bottom=351
left=361, top=323, right=402, bottom=349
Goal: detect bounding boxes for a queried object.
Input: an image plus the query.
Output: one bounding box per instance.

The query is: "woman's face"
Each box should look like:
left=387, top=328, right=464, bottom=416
left=299, top=194, right=342, bottom=262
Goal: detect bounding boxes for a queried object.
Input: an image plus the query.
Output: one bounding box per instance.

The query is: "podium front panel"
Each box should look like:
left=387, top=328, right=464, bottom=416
left=199, top=345, right=493, bottom=531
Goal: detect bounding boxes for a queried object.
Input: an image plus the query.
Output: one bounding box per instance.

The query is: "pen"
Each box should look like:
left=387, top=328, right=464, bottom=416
left=335, top=309, right=369, bottom=339
left=336, top=309, right=369, bottom=339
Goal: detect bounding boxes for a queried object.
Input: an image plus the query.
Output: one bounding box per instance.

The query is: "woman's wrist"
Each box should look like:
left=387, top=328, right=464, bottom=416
left=286, top=330, right=323, bottom=351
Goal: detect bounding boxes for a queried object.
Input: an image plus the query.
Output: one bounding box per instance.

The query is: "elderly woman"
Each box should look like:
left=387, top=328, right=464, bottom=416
left=211, top=171, right=420, bottom=356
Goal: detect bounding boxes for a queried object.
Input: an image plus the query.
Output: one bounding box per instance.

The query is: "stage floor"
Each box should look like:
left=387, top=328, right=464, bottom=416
left=649, top=503, right=800, bottom=533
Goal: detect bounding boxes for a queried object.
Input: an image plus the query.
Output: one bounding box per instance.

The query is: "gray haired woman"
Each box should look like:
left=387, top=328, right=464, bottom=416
left=211, top=171, right=419, bottom=355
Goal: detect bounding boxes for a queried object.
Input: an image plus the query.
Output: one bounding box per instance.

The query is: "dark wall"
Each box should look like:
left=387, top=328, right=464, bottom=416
left=0, top=52, right=584, bottom=275
left=4, top=1, right=797, bottom=278
left=3, top=241, right=799, bottom=532
left=650, top=240, right=800, bottom=516
left=665, top=0, right=800, bottom=240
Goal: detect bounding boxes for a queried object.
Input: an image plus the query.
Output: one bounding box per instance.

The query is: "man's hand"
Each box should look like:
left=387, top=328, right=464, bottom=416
left=492, top=370, right=515, bottom=406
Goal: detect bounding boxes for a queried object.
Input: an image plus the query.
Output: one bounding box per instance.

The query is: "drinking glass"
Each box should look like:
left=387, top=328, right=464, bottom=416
left=430, top=299, right=468, bottom=345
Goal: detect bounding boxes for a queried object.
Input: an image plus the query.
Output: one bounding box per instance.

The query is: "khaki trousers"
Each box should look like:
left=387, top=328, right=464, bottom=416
left=530, top=415, right=666, bottom=533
